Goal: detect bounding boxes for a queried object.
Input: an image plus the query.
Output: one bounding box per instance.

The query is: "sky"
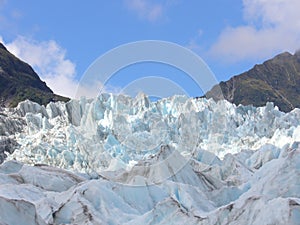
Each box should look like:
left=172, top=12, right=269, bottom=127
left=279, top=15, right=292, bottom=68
left=0, top=0, right=300, bottom=99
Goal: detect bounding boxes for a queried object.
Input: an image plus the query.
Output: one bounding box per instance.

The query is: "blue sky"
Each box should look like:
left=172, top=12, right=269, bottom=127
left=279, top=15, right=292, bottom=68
left=0, top=0, right=300, bottom=98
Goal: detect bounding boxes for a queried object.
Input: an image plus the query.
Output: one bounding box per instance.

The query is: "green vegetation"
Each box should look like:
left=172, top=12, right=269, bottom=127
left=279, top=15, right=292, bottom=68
left=0, top=43, right=69, bottom=107
left=207, top=51, right=300, bottom=112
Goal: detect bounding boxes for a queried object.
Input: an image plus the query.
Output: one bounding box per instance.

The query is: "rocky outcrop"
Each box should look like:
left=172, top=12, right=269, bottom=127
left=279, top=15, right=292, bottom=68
left=207, top=51, right=300, bottom=112
left=0, top=43, right=69, bottom=107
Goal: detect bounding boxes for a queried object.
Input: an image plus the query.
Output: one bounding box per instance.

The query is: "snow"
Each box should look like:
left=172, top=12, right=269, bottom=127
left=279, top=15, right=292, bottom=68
left=0, top=94, right=299, bottom=224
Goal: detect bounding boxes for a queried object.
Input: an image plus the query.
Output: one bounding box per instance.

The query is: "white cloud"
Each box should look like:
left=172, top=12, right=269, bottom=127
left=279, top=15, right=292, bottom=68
left=1, top=36, right=126, bottom=99
left=186, top=39, right=202, bottom=52
left=210, top=0, right=300, bottom=62
left=186, top=29, right=204, bottom=52
left=124, top=0, right=163, bottom=22
left=1, top=36, right=79, bottom=98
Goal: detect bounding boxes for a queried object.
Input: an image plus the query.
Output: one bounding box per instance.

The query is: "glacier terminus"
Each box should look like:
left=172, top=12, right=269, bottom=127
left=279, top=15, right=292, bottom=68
left=0, top=93, right=299, bottom=224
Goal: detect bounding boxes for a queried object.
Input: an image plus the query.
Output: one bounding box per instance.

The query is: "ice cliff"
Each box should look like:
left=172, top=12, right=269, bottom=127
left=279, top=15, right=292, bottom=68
left=0, top=94, right=299, bottom=224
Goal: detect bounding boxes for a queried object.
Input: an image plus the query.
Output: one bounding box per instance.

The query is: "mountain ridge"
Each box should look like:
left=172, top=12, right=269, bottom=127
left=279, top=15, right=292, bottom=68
left=207, top=51, right=300, bottom=112
left=1, top=41, right=300, bottom=112
left=0, top=42, right=69, bottom=107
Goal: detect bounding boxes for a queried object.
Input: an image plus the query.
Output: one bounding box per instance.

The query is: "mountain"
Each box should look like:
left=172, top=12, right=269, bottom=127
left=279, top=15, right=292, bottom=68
left=0, top=43, right=69, bottom=107
left=207, top=51, right=300, bottom=112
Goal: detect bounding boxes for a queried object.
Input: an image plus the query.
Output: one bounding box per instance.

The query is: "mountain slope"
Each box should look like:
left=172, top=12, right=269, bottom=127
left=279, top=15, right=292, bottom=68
left=207, top=51, right=300, bottom=112
left=0, top=43, right=69, bottom=107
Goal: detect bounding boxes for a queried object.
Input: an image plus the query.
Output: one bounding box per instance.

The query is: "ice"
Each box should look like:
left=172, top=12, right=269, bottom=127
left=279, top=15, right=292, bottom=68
left=0, top=146, right=299, bottom=224
left=0, top=94, right=300, bottom=224
left=4, top=94, right=300, bottom=171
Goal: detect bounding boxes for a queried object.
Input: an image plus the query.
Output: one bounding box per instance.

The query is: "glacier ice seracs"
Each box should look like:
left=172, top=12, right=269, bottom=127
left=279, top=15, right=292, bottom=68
left=3, top=93, right=300, bottom=174
left=0, top=94, right=299, bottom=224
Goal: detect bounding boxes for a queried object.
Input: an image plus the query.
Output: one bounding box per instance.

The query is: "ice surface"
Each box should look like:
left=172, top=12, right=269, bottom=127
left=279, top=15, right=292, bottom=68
left=0, top=145, right=299, bottom=224
left=0, top=94, right=299, bottom=224
left=2, top=94, right=300, bottom=173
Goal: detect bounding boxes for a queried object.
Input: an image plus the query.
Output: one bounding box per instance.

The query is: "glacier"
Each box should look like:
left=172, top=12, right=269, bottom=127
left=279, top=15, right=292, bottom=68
left=0, top=93, right=299, bottom=224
